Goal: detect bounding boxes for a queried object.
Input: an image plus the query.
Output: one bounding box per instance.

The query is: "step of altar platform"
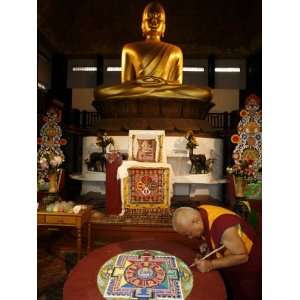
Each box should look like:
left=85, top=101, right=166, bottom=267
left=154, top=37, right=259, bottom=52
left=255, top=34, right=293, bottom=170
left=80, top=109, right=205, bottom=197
left=89, top=212, right=199, bottom=250
left=87, top=195, right=224, bottom=249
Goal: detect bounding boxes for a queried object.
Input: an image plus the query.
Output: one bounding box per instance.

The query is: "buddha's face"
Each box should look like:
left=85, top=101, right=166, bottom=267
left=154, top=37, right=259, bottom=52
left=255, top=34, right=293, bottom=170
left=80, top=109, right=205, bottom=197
left=142, top=2, right=166, bottom=38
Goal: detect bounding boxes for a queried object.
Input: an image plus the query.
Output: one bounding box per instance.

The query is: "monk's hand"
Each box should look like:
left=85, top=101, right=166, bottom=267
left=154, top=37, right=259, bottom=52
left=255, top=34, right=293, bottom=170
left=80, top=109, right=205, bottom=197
left=195, top=253, right=203, bottom=260
left=194, top=259, right=214, bottom=273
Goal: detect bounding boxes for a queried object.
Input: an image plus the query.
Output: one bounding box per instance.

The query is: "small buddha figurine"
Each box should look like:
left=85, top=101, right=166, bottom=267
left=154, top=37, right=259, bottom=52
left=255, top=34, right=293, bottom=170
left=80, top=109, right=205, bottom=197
left=94, top=1, right=212, bottom=102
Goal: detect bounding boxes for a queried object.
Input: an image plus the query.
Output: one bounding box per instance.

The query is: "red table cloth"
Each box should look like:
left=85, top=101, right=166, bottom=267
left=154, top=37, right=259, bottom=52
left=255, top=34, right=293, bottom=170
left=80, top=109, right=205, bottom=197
left=63, top=239, right=226, bottom=300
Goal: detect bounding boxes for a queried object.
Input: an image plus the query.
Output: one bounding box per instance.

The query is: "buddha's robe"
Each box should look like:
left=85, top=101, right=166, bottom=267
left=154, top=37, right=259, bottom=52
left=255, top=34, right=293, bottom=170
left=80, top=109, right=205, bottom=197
left=94, top=41, right=212, bottom=102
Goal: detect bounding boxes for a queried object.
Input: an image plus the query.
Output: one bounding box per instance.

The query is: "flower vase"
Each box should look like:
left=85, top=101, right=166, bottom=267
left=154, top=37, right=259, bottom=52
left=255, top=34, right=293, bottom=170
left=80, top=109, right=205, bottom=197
left=48, top=171, right=58, bottom=193
left=234, top=177, right=246, bottom=198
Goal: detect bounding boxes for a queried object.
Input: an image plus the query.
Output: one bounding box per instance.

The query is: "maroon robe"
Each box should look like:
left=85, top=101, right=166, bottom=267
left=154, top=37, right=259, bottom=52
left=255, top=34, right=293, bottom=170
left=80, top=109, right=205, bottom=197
left=198, top=206, right=261, bottom=300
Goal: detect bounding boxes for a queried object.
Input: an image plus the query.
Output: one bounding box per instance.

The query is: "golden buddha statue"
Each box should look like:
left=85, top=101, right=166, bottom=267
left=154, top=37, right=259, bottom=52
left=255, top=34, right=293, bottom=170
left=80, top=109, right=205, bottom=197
left=94, top=1, right=212, bottom=102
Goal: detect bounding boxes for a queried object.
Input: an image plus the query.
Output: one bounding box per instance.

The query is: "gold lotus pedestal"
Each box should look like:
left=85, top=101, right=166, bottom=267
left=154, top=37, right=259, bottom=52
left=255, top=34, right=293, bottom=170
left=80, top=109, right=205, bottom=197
left=92, top=97, right=215, bottom=133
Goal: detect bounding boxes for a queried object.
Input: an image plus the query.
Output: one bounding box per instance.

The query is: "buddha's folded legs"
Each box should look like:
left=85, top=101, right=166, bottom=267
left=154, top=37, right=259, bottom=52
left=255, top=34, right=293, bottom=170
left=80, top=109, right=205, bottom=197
left=95, top=82, right=212, bottom=102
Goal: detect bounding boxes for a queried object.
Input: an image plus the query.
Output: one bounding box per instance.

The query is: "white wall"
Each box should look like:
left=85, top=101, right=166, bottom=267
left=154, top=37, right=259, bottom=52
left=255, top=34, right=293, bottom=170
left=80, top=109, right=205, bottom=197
left=211, top=89, right=239, bottom=113
left=72, top=88, right=96, bottom=111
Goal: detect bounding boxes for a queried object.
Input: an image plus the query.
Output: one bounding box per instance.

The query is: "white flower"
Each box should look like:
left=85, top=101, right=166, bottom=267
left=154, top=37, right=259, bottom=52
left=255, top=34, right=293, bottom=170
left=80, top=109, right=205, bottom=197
left=38, top=178, right=45, bottom=185
left=39, top=158, right=49, bottom=169
left=54, top=155, right=63, bottom=165
left=50, top=159, right=58, bottom=167
left=49, top=155, right=63, bottom=167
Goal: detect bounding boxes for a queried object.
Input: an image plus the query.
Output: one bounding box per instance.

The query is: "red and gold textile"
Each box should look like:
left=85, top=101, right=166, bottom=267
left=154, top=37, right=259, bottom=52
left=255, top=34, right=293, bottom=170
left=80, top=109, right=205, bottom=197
left=122, top=167, right=170, bottom=216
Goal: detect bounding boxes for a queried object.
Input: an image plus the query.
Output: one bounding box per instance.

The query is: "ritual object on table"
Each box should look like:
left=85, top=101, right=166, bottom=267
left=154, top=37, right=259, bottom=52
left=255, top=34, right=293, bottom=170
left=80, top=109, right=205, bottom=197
left=72, top=204, right=88, bottom=214
left=45, top=201, right=89, bottom=214
left=45, top=201, right=75, bottom=213
left=97, top=249, right=193, bottom=300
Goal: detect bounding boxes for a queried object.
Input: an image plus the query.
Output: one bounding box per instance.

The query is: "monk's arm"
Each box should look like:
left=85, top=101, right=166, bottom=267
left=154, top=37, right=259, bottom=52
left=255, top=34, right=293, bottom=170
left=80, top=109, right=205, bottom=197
left=194, top=226, right=248, bottom=272
left=211, top=226, right=248, bottom=269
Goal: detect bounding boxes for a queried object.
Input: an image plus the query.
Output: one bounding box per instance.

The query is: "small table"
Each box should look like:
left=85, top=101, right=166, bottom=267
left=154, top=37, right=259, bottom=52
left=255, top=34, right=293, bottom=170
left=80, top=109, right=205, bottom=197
left=63, top=239, right=226, bottom=300
left=37, top=205, right=92, bottom=261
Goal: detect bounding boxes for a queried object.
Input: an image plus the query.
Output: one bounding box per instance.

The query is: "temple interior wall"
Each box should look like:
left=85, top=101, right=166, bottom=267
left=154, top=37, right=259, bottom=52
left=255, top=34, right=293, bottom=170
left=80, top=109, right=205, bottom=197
left=72, top=88, right=96, bottom=111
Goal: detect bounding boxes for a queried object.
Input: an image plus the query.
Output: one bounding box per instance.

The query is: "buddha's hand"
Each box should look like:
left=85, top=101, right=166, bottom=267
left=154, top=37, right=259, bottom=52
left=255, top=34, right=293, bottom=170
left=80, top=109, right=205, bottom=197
left=136, top=75, right=167, bottom=87
left=194, top=258, right=214, bottom=273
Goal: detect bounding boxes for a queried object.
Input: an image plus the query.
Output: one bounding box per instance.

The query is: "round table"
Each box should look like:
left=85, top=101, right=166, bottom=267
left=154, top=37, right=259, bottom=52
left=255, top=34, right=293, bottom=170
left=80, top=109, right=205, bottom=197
left=63, top=239, right=226, bottom=300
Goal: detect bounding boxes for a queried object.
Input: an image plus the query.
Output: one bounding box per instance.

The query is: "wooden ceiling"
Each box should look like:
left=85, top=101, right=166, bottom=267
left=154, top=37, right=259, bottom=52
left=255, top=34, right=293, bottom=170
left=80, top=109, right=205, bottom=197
left=38, top=0, right=261, bottom=58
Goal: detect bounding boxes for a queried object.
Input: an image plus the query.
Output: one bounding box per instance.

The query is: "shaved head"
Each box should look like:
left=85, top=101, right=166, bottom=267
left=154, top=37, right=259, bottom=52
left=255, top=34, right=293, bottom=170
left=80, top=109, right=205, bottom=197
left=172, top=207, right=202, bottom=234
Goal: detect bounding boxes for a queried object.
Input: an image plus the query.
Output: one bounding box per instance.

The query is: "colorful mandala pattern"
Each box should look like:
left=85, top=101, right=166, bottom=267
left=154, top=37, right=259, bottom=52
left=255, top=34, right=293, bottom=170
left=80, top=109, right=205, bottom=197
left=97, top=250, right=193, bottom=300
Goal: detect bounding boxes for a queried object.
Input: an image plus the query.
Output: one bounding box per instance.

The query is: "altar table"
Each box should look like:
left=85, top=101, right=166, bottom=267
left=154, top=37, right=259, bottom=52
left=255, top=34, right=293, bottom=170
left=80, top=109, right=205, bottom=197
left=63, top=239, right=226, bottom=300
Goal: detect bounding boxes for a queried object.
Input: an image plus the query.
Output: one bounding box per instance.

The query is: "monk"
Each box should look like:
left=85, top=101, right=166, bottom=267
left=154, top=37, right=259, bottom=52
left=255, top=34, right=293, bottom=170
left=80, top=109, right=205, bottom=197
left=94, top=1, right=212, bottom=102
left=172, top=205, right=261, bottom=300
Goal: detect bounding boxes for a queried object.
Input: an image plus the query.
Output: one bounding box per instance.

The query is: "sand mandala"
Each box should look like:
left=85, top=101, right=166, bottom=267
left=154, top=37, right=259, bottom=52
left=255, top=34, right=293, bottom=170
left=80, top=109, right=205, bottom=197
left=97, top=249, right=193, bottom=300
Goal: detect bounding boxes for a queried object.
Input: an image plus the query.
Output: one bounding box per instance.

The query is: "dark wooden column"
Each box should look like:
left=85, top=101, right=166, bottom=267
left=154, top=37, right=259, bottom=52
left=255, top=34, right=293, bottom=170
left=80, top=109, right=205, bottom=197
left=49, top=54, right=71, bottom=123
left=51, top=53, right=68, bottom=90
left=246, top=51, right=262, bottom=96
left=96, top=55, right=104, bottom=85
left=208, top=54, right=215, bottom=88
left=240, top=50, right=262, bottom=108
